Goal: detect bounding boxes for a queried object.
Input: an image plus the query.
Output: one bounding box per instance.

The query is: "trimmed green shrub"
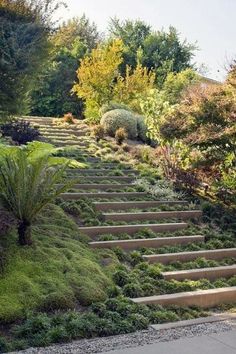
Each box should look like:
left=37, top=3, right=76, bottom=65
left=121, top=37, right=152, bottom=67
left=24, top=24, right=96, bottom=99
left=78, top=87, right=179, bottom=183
left=136, top=114, right=148, bottom=142
left=100, top=109, right=138, bottom=139
left=100, top=102, right=131, bottom=116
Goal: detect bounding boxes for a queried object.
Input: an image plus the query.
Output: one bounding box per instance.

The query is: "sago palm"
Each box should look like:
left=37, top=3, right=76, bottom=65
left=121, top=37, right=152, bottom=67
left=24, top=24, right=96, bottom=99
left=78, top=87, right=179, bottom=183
left=0, top=142, right=75, bottom=245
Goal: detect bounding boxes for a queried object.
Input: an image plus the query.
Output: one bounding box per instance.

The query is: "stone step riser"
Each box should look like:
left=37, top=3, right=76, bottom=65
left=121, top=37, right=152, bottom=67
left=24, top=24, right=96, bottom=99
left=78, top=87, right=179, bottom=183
left=67, top=169, right=138, bottom=175
left=94, top=201, right=188, bottom=211
left=43, top=135, right=86, bottom=140
left=80, top=222, right=187, bottom=238
left=131, top=287, right=236, bottom=308
left=143, top=248, right=236, bottom=264
left=61, top=192, right=147, bottom=199
left=41, top=132, right=88, bottom=137
left=62, top=184, right=132, bottom=191
left=67, top=176, right=135, bottom=182
left=103, top=210, right=202, bottom=222
left=53, top=142, right=89, bottom=147
left=89, top=235, right=205, bottom=250
left=162, top=265, right=236, bottom=282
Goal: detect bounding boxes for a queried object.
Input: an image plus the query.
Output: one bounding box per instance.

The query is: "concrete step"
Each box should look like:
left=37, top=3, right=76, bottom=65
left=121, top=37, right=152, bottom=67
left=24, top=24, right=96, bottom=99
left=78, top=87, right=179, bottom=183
left=79, top=222, right=188, bottom=237
left=40, top=128, right=89, bottom=136
left=162, top=264, right=236, bottom=281
left=103, top=210, right=202, bottom=222
left=131, top=287, right=236, bottom=308
left=43, top=135, right=83, bottom=140
left=52, top=141, right=89, bottom=147
left=22, top=117, right=55, bottom=124
left=61, top=192, right=147, bottom=199
left=68, top=164, right=132, bottom=170
left=143, top=248, right=236, bottom=264
left=67, top=169, right=138, bottom=175
left=94, top=200, right=189, bottom=211
left=67, top=176, right=135, bottom=183
left=62, top=184, right=132, bottom=191
left=89, top=235, right=205, bottom=250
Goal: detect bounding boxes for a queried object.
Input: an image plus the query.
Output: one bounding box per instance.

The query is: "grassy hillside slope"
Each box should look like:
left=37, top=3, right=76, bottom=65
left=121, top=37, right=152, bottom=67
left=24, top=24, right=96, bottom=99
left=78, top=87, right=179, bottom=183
left=0, top=204, right=113, bottom=324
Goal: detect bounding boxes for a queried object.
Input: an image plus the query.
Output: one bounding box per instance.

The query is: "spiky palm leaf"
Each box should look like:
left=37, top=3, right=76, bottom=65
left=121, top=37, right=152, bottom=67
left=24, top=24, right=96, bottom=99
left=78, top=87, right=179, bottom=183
left=0, top=142, right=75, bottom=225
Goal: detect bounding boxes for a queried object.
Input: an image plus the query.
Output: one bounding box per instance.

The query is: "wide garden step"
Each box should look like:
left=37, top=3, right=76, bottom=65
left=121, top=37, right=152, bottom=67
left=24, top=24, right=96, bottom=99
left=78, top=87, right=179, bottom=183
left=79, top=222, right=188, bottom=237
left=40, top=128, right=89, bottom=136
left=67, top=169, right=138, bottom=175
left=52, top=141, right=89, bottom=147
left=103, top=210, right=202, bottom=222
left=63, top=184, right=132, bottom=191
left=94, top=200, right=189, bottom=211
left=143, top=248, right=236, bottom=264
left=43, top=135, right=82, bottom=140
left=90, top=162, right=131, bottom=167
left=61, top=192, right=147, bottom=199
left=131, top=287, right=236, bottom=308
left=22, top=117, right=54, bottom=124
left=67, top=176, right=135, bottom=183
left=89, top=235, right=205, bottom=250
left=162, top=264, right=236, bottom=281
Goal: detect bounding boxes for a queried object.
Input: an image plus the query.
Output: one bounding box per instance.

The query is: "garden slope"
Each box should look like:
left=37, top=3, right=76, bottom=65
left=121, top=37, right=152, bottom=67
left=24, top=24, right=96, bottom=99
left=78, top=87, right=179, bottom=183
left=0, top=204, right=113, bottom=323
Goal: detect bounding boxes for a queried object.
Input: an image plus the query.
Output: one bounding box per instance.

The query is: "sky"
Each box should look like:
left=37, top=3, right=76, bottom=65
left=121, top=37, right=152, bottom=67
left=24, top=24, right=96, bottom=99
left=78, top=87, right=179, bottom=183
left=56, top=0, right=236, bottom=81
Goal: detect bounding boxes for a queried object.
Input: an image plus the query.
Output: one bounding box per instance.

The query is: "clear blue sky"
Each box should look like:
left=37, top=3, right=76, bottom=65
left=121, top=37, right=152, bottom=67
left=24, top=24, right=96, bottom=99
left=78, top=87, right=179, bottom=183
left=57, top=0, right=236, bottom=81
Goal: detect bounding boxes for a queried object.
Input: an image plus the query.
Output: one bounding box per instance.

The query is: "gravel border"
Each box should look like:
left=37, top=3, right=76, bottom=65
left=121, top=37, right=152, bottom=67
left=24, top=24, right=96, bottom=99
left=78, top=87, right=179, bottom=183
left=10, top=319, right=236, bottom=354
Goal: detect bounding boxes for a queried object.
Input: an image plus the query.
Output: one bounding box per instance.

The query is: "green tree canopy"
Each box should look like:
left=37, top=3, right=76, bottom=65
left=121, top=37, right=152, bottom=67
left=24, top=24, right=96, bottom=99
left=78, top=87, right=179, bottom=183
left=0, top=0, right=63, bottom=117
left=30, top=15, right=101, bottom=117
left=109, top=19, right=196, bottom=85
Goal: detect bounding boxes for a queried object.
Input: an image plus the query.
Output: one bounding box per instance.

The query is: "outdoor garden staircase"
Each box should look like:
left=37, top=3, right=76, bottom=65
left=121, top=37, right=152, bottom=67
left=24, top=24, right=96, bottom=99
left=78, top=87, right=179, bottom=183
left=26, top=116, right=236, bottom=310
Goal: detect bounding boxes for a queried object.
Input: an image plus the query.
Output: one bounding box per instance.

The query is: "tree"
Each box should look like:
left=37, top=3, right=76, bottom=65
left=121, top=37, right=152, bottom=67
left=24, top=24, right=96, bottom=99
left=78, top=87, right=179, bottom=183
left=30, top=15, right=101, bottom=117
left=73, top=39, right=124, bottom=120
left=0, top=0, right=63, bottom=117
left=0, top=142, right=74, bottom=246
left=161, top=68, right=199, bottom=104
left=114, top=63, right=155, bottom=112
left=109, top=19, right=196, bottom=85
left=109, top=18, right=151, bottom=72
left=30, top=40, right=87, bottom=117
left=52, top=15, right=102, bottom=51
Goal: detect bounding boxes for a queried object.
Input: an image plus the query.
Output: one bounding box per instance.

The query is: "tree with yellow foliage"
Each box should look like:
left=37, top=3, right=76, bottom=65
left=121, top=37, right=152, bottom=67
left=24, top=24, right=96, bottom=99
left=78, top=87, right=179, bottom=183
left=113, top=63, right=155, bottom=111
left=73, top=39, right=124, bottom=120
left=73, top=38, right=156, bottom=121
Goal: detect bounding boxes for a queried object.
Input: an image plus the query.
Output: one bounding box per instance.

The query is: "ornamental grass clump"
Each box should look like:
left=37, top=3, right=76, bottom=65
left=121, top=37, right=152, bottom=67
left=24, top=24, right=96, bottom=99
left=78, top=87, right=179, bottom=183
left=115, top=128, right=128, bottom=145
left=63, top=113, right=75, bottom=124
left=92, top=124, right=105, bottom=142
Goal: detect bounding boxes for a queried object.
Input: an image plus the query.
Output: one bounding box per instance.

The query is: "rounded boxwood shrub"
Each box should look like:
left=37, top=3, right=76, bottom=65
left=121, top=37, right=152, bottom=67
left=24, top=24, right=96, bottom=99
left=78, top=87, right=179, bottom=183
left=100, top=109, right=138, bottom=139
left=136, top=114, right=148, bottom=142
left=100, top=102, right=131, bottom=116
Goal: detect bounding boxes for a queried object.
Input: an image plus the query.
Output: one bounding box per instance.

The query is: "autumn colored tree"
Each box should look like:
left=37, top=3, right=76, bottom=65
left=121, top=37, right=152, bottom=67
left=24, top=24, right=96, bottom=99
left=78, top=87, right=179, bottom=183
left=113, top=63, right=155, bottom=111
left=73, top=39, right=124, bottom=120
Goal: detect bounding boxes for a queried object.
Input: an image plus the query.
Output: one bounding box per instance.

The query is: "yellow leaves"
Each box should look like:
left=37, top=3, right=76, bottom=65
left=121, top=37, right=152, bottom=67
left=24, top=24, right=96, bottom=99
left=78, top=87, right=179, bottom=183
left=73, top=39, right=124, bottom=107
left=72, top=38, right=155, bottom=120
left=114, top=64, right=155, bottom=104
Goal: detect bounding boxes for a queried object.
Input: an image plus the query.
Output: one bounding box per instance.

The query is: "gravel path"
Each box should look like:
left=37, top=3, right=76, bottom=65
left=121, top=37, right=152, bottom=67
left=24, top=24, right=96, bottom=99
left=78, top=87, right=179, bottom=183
left=10, top=319, right=236, bottom=354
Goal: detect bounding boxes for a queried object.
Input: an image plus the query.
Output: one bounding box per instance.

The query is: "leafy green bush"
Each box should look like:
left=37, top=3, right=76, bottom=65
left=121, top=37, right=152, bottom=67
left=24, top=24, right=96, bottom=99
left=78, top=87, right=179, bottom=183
left=100, top=102, right=131, bottom=116
left=1, top=120, right=40, bottom=145
left=136, top=114, right=148, bottom=142
left=100, top=109, right=138, bottom=139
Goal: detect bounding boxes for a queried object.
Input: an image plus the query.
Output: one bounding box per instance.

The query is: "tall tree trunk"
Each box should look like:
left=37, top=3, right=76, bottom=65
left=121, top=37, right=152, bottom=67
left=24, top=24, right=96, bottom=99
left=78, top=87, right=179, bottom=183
left=18, top=220, right=32, bottom=246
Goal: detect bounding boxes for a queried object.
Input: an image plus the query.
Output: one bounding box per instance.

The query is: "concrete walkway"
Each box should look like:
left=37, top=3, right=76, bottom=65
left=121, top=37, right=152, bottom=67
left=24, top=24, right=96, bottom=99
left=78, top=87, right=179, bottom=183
left=104, top=329, right=236, bottom=354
